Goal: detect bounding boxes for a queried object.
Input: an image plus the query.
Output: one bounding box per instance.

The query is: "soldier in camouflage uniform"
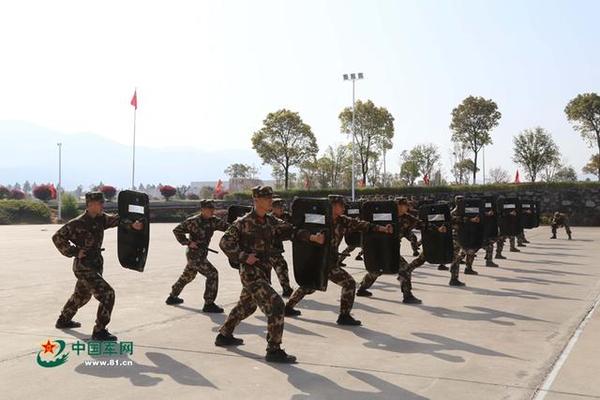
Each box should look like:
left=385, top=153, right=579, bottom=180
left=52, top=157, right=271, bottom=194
left=215, top=186, right=324, bottom=363
left=284, top=195, right=393, bottom=326
left=357, top=197, right=441, bottom=304
left=551, top=211, right=572, bottom=239
left=52, top=192, right=144, bottom=341
left=269, top=198, right=294, bottom=297
left=446, top=195, right=478, bottom=286
left=165, top=199, right=228, bottom=313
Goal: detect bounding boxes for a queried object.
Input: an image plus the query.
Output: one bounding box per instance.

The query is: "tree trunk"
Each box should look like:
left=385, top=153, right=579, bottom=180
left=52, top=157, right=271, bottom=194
left=284, top=166, right=289, bottom=190
left=472, top=150, right=478, bottom=184
left=596, top=134, right=600, bottom=181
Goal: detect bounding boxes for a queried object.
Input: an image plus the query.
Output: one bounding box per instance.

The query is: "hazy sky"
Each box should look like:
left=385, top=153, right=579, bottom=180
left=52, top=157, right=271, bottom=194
left=1, top=0, right=599, bottom=181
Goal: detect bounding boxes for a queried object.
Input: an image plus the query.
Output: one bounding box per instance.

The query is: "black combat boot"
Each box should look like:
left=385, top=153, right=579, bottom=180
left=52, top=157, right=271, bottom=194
left=449, top=278, right=465, bottom=287
left=522, top=238, right=530, bottom=244
left=284, top=305, right=301, bottom=317
left=495, top=253, right=507, bottom=259
left=509, top=247, right=521, bottom=252
left=265, top=348, right=297, bottom=363
left=402, top=293, right=422, bottom=304
left=336, top=314, right=361, bottom=326
left=464, top=268, right=479, bottom=275
left=166, top=295, right=184, bottom=305
left=92, top=329, right=118, bottom=341
left=202, top=303, right=224, bottom=313
left=356, top=288, right=373, bottom=297
left=486, top=260, right=499, bottom=267
left=568, top=233, right=572, bottom=240
left=282, top=288, right=293, bottom=298
left=550, top=234, right=557, bottom=239
left=437, top=265, right=449, bottom=271
left=215, top=333, right=244, bottom=347
left=55, top=317, right=81, bottom=329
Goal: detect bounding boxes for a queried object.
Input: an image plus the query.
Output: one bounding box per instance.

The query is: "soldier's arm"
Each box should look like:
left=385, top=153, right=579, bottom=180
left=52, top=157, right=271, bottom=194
left=173, top=220, right=191, bottom=246
left=219, top=222, right=249, bottom=263
left=215, top=217, right=230, bottom=232
left=52, top=223, right=79, bottom=258
left=344, top=215, right=380, bottom=233
left=273, top=219, right=311, bottom=242
left=104, top=213, right=121, bottom=229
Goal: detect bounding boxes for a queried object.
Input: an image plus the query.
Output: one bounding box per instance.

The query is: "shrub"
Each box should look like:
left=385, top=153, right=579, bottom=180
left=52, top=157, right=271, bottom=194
left=61, top=193, right=80, bottom=220
left=9, top=189, right=26, bottom=200
left=0, top=200, right=52, bottom=224
left=187, top=193, right=200, bottom=200
left=0, top=186, right=9, bottom=199
left=33, top=184, right=55, bottom=202
left=99, top=185, right=117, bottom=201
left=160, top=185, right=177, bottom=201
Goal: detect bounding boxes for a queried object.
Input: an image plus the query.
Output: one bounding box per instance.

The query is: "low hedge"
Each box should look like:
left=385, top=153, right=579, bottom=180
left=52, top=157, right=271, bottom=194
left=225, top=181, right=600, bottom=200
left=0, top=200, right=52, bottom=224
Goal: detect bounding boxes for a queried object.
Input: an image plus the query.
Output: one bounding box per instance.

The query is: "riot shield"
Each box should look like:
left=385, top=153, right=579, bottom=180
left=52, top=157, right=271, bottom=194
left=225, top=205, right=253, bottom=269
left=458, top=197, right=484, bottom=250
left=520, top=198, right=537, bottom=229
left=482, top=195, right=499, bottom=242
left=117, top=190, right=150, bottom=272
left=360, top=201, right=400, bottom=274
left=498, top=197, right=522, bottom=236
left=291, top=198, right=331, bottom=291
left=419, top=202, right=453, bottom=264
left=533, top=200, right=541, bottom=228
left=344, top=201, right=362, bottom=248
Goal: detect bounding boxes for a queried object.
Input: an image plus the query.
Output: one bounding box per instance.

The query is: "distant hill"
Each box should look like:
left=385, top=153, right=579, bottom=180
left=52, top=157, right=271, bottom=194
left=0, top=120, right=266, bottom=190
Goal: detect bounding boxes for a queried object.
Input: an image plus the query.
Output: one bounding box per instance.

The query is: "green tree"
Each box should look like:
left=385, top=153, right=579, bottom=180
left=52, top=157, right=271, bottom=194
left=565, top=93, right=600, bottom=180
left=399, top=151, right=420, bottom=186
left=553, top=165, right=578, bottom=182
left=408, top=144, right=440, bottom=178
left=512, top=127, right=560, bottom=182
left=23, top=180, right=31, bottom=194
left=450, top=96, right=501, bottom=184
left=61, top=193, right=80, bottom=220
left=582, top=154, right=600, bottom=179
left=488, top=166, right=509, bottom=183
left=252, top=109, right=318, bottom=190
left=224, top=163, right=258, bottom=179
left=339, top=100, right=394, bottom=186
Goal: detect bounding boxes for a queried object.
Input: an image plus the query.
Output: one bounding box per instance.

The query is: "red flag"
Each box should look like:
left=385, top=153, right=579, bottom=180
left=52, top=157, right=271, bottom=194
left=423, top=174, right=430, bottom=185
left=49, top=183, right=57, bottom=200
left=514, top=170, right=521, bottom=184
left=130, top=90, right=137, bottom=110
left=214, top=179, right=224, bottom=194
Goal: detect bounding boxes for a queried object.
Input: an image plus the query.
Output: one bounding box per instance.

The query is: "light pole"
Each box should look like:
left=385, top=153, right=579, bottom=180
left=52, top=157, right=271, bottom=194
left=343, top=72, right=364, bottom=201
left=57, top=142, right=62, bottom=222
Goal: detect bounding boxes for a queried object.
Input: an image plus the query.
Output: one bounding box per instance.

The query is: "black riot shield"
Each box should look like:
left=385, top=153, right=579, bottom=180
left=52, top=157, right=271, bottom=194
left=498, top=197, right=522, bottom=236
left=419, top=202, right=453, bottom=264
left=227, top=205, right=252, bottom=224
left=520, top=198, right=537, bottom=229
left=482, top=196, right=499, bottom=242
left=458, top=198, right=484, bottom=250
left=291, top=198, right=331, bottom=291
left=117, top=190, right=150, bottom=272
left=344, top=201, right=362, bottom=248
left=360, top=201, right=400, bottom=274
left=533, top=200, right=541, bottom=228
left=225, top=205, right=253, bottom=269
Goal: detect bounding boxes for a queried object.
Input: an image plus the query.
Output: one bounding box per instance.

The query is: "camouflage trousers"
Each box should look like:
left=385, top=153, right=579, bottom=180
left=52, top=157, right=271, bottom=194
left=359, top=252, right=425, bottom=296
left=339, top=245, right=363, bottom=262
left=286, top=265, right=356, bottom=315
left=552, top=223, right=572, bottom=237
left=219, top=263, right=285, bottom=351
left=485, top=238, right=498, bottom=260
left=170, top=256, right=218, bottom=304
left=400, top=231, right=420, bottom=254
left=449, top=237, right=474, bottom=279
left=271, top=254, right=292, bottom=292
left=59, top=260, right=115, bottom=334
left=494, top=236, right=506, bottom=256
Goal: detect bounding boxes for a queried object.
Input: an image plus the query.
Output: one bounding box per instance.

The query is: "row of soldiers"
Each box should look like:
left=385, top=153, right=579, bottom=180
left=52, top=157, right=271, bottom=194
left=51, top=188, right=573, bottom=363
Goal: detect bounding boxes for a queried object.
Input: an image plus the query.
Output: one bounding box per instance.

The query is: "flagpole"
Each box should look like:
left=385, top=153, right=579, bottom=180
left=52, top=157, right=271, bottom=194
left=131, top=89, right=137, bottom=190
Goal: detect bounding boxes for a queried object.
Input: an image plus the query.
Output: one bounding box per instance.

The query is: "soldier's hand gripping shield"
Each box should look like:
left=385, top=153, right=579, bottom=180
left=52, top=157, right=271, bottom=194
left=419, top=202, right=453, bottom=264
left=483, top=195, right=499, bottom=242
left=291, top=198, right=331, bottom=291
left=458, top=197, right=484, bottom=250
left=117, top=190, right=150, bottom=272
left=498, top=197, right=522, bottom=236
left=361, top=200, right=400, bottom=274
left=226, top=204, right=253, bottom=269
left=344, top=201, right=363, bottom=248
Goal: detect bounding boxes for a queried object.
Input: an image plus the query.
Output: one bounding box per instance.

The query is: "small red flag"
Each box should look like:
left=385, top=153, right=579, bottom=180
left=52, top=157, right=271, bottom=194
left=130, top=90, right=137, bottom=110
left=214, top=179, right=224, bottom=194
left=514, top=170, right=521, bottom=184
left=423, top=174, right=430, bottom=185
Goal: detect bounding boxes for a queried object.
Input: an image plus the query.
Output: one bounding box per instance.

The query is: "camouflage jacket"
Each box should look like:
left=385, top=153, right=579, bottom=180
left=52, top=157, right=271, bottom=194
left=220, top=210, right=310, bottom=267
left=270, top=211, right=291, bottom=253
left=52, top=211, right=120, bottom=259
left=331, top=215, right=378, bottom=253
left=552, top=213, right=569, bottom=226
left=173, top=214, right=229, bottom=259
left=398, top=213, right=422, bottom=237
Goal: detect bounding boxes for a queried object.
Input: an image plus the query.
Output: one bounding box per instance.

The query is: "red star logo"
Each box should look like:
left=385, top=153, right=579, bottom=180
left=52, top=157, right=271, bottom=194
left=41, top=340, right=57, bottom=354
